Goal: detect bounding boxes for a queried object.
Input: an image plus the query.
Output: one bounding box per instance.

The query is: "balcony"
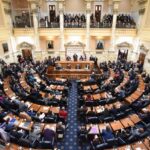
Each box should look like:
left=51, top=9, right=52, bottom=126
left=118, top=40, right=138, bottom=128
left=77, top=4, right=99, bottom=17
left=13, top=27, right=137, bottom=37
left=39, top=28, right=60, bottom=36
left=115, top=28, right=137, bottom=37
left=13, top=28, right=34, bottom=36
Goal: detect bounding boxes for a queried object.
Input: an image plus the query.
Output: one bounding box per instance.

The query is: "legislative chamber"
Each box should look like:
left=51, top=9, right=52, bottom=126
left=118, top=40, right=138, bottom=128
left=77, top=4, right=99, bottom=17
left=1, top=0, right=150, bottom=150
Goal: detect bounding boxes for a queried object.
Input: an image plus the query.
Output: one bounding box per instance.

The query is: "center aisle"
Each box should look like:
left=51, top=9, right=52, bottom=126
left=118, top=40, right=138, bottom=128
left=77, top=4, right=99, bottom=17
left=58, top=80, right=78, bottom=150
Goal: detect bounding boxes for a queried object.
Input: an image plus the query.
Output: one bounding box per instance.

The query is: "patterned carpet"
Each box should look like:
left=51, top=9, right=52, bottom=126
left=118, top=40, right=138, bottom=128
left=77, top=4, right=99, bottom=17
left=57, top=81, right=90, bottom=150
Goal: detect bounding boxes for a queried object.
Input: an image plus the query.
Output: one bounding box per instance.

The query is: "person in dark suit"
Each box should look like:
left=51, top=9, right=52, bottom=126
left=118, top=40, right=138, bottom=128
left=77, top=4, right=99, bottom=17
left=101, top=126, right=114, bottom=142
left=49, top=6, right=56, bottom=23
left=43, top=127, right=55, bottom=141
left=73, top=54, right=78, bottom=61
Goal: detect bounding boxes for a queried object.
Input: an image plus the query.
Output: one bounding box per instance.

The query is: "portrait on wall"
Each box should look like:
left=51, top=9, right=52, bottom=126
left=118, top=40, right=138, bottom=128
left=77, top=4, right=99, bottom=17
left=2, top=43, right=9, bottom=53
left=96, top=40, right=104, bottom=50
left=47, top=40, right=54, bottom=49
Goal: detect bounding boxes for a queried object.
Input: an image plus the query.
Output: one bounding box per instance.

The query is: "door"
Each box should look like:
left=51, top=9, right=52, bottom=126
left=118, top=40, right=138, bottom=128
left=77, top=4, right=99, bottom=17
left=138, top=53, right=146, bottom=64
left=95, top=5, right=101, bottom=22
left=117, top=49, right=128, bottom=61
left=22, top=49, right=32, bottom=60
left=49, top=5, right=56, bottom=23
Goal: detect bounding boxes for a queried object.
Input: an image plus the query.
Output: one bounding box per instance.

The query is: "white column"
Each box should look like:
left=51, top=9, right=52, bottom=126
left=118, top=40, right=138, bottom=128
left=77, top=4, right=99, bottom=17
left=58, top=1, right=65, bottom=52
left=86, top=10, right=91, bottom=52
left=28, top=0, right=40, bottom=55
left=59, top=10, right=65, bottom=51
left=2, top=0, right=16, bottom=62
left=32, top=9, right=40, bottom=52
left=85, top=1, right=92, bottom=53
left=109, top=12, right=117, bottom=52
left=108, top=0, right=113, bottom=14
left=109, top=0, right=121, bottom=52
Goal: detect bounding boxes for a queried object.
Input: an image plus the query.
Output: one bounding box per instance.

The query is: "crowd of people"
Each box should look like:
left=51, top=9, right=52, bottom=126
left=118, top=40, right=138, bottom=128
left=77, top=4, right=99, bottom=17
left=64, top=14, right=86, bottom=28
left=90, top=13, right=136, bottom=28
left=14, top=11, right=136, bottom=29
left=0, top=57, right=70, bottom=149
left=90, top=14, right=113, bottom=28
left=14, top=12, right=33, bottom=28
left=77, top=59, right=150, bottom=149
left=116, top=14, right=136, bottom=28
left=39, top=16, right=60, bottom=28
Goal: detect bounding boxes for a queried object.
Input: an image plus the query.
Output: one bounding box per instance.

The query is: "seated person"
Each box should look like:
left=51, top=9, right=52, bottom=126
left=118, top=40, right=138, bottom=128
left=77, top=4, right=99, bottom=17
left=90, top=72, right=96, bottom=81
left=46, top=110, right=57, bottom=120
left=0, top=118, right=15, bottom=132
left=27, top=108, right=36, bottom=117
left=86, top=94, right=93, bottom=101
left=0, top=128, right=10, bottom=142
left=76, top=64, right=81, bottom=69
left=87, top=107, right=96, bottom=117
left=59, top=107, right=68, bottom=121
left=101, top=126, right=114, bottom=142
left=56, top=122, right=65, bottom=133
left=42, top=126, right=55, bottom=141
left=92, top=135, right=101, bottom=147
left=128, top=127, right=144, bottom=141
left=66, top=64, right=71, bottom=69
left=78, top=124, right=90, bottom=134
left=29, top=125, right=41, bottom=142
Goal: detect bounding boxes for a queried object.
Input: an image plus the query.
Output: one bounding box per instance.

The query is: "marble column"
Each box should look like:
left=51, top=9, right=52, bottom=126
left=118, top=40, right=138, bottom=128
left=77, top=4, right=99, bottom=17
left=2, top=0, right=16, bottom=62
left=108, top=0, right=113, bottom=14
left=85, top=1, right=92, bottom=54
left=86, top=10, right=91, bottom=52
left=58, top=1, right=65, bottom=52
left=109, top=0, right=120, bottom=52
left=31, top=2, right=40, bottom=52
left=109, top=12, right=117, bottom=52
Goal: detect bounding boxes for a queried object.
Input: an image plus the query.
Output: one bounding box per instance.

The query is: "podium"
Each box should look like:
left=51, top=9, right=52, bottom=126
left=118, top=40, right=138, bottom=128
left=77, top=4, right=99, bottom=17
left=46, top=61, right=95, bottom=79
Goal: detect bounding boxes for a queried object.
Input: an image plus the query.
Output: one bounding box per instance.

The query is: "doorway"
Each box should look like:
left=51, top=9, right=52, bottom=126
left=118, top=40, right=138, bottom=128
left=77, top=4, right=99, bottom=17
left=138, top=52, right=146, bottom=64
left=22, top=49, right=32, bottom=60
left=95, top=5, right=101, bottom=23
left=117, top=49, right=128, bottom=61
left=49, top=5, right=56, bottom=23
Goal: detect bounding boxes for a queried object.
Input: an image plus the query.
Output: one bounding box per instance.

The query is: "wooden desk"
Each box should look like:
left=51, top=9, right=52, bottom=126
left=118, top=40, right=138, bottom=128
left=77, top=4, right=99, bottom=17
left=55, top=95, right=62, bottom=100
left=18, top=120, right=33, bottom=131
left=129, top=114, right=141, bottom=124
left=4, top=114, right=20, bottom=126
left=83, top=86, right=91, bottom=91
left=93, top=94, right=101, bottom=100
left=120, top=118, right=134, bottom=128
left=110, top=120, right=123, bottom=131
left=143, top=138, right=150, bottom=149
left=99, top=123, right=110, bottom=132
left=131, top=141, right=148, bottom=150
left=49, top=107, right=60, bottom=114
left=57, top=85, right=64, bottom=91
left=38, top=106, right=50, bottom=113
left=55, top=61, right=94, bottom=70
left=56, top=78, right=67, bottom=82
left=50, top=85, right=57, bottom=90
left=30, top=104, right=41, bottom=112
left=91, top=85, right=99, bottom=90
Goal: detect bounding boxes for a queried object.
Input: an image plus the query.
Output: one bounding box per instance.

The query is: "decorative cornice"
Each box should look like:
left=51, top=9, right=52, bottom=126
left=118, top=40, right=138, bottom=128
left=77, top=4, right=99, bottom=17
left=138, top=0, right=148, bottom=15
left=140, top=44, right=149, bottom=54
left=112, top=0, right=121, bottom=13
left=2, top=0, right=11, bottom=4
left=2, top=0, right=11, bottom=15
left=138, top=0, right=148, bottom=5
